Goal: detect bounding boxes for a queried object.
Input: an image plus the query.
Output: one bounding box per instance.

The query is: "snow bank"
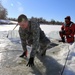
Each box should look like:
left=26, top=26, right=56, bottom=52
left=54, top=42, right=75, bottom=75
left=63, top=43, right=75, bottom=75
left=0, top=20, right=17, bottom=24
left=0, top=19, right=10, bottom=24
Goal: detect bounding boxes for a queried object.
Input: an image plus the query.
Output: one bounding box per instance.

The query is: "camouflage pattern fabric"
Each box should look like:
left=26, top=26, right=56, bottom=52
left=19, top=21, right=50, bottom=58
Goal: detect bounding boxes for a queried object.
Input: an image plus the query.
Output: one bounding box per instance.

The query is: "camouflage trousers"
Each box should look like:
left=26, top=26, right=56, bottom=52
left=27, top=40, right=50, bottom=55
left=39, top=41, right=50, bottom=54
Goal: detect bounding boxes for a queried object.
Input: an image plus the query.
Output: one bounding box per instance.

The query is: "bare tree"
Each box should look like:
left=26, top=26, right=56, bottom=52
left=0, top=2, right=8, bottom=19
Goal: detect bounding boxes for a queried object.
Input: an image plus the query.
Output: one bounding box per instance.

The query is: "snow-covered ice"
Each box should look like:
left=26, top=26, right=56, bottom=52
left=0, top=24, right=75, bottom=75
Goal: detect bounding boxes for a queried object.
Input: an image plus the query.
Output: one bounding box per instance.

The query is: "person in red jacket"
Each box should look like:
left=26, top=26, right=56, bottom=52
left=59, top=16, right=75, bottom=43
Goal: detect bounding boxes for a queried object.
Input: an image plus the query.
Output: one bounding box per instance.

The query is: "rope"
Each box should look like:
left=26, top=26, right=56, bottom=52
left=60, top=45, right=71, bottom=75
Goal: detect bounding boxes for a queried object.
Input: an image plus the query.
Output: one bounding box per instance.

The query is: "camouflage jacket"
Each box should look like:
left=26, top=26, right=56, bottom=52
left=19, top=21, right=40, bottom=58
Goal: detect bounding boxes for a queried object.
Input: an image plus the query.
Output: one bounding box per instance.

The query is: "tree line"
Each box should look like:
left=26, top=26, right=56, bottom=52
left=0, top=2, right=8, bottom=19
left=0, top=2, right=63, bottom=25
left=8, top=17, right=63, bottom=25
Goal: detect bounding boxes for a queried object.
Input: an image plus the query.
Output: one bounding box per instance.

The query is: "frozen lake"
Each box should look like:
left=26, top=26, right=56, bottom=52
left=0, top=24, right=75, bottom=75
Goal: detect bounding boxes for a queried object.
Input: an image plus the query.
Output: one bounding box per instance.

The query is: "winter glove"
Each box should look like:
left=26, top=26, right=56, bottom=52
left=26, top=57, right=34, bottom=67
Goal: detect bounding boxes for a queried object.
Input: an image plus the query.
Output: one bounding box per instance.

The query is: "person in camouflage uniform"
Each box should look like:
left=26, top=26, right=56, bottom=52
left=18, top=14, right=50, bottom=67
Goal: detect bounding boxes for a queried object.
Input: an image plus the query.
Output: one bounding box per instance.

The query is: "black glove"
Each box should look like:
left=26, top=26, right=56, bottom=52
left=59, top=30, right=66, bottom=35
left=27, top=57, right=34, bottom=67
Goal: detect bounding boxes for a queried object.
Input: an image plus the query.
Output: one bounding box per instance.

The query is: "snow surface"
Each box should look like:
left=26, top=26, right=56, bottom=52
left=0, top=25, right=19, bottom=31
left=0, top=24, right=75, bottom=75
left=40, top=24, right=61, bottom=34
